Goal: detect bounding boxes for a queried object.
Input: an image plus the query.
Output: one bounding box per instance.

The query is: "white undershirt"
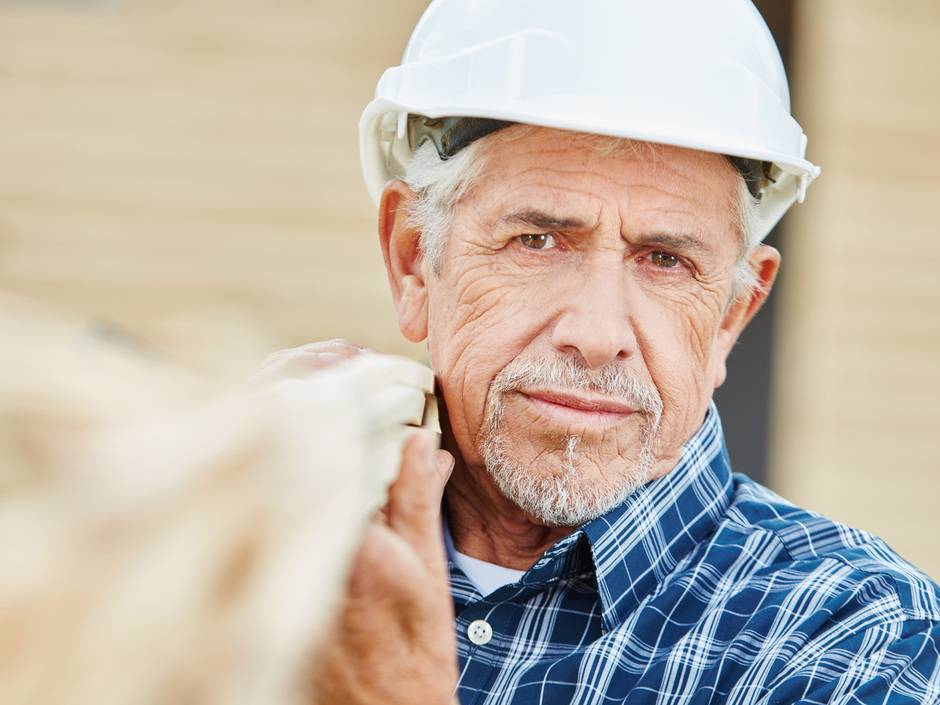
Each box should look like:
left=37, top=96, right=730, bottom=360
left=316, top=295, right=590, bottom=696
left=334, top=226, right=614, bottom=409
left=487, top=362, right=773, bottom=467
left=443, top=520, right=526, bottom=596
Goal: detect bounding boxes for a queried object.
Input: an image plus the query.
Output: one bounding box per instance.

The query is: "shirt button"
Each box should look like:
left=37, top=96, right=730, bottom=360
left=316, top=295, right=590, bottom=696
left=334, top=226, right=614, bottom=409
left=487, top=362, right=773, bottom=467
left=467, top=619, right=493, bottom=646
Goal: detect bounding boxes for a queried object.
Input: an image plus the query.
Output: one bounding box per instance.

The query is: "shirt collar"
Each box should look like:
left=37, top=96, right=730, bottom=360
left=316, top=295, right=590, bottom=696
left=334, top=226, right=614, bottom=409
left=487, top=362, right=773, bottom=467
left=581, top=400, right=734, bottom=632
left=444, top=402, right=734, bottom=622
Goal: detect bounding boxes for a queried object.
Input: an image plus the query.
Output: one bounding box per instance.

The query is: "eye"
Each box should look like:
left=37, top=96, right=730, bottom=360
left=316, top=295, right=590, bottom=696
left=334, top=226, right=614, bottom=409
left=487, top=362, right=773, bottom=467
left=649, top=251, right=682, bottom=268
left=517, top=233, right=557, bottom=251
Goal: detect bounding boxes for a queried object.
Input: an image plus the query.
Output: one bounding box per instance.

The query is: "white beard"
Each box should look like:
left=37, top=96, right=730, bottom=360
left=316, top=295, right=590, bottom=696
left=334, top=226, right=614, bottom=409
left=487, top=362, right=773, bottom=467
left=478, top=356, right=663, bottom=527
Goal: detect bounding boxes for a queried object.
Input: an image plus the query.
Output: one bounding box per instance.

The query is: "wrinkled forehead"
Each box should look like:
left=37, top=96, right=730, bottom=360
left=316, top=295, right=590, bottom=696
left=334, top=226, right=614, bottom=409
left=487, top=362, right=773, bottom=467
left=464, top=126, right=742, bottom=244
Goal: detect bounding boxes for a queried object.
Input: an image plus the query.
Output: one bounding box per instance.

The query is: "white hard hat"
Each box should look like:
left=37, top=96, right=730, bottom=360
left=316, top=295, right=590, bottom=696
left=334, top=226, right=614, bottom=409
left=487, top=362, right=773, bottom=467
left=359, top=0, right=821, bottom=241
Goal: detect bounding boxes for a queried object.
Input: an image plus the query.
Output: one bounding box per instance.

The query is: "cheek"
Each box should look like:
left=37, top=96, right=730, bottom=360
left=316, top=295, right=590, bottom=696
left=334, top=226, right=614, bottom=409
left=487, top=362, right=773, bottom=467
left=633, top=289, right=725, bottom=445
left=426, top=259, right=557, bottom=457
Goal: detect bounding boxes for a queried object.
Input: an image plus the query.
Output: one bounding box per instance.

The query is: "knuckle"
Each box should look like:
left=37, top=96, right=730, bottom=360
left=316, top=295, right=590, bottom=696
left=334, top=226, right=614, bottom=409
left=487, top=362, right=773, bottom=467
left=258, top=340, right=368, bottom=377
left=410, top=492, right=438, bottom=515
left=258, top=348, right=291, bottom=367
left=389, top=477, right=437, bottom=516
left=353, top=525, right=391, bottom=569
left=304, top=338, right=364, bottom=353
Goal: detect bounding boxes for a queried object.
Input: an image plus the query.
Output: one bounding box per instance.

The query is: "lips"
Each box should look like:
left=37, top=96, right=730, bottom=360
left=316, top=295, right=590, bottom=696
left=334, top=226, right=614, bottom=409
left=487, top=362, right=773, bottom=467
left=522, top=389, right=636, bottom=414
left=518, top=388, right=636, bottom=428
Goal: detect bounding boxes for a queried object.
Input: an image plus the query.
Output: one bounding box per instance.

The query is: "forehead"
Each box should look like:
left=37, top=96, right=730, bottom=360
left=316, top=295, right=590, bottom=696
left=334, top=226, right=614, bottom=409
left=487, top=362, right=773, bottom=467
left=465, top=127, right=740, bottom=242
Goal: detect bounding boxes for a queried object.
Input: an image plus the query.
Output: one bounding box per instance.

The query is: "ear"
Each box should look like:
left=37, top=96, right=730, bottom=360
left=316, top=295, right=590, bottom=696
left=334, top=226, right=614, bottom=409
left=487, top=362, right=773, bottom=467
left=378, top=180, right=429, bottom=343
left=711, top=244, right=781, bottom=389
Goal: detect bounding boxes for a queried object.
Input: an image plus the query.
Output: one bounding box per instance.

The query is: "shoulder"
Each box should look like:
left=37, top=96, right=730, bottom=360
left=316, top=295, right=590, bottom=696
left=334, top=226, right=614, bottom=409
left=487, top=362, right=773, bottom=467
left=717, top=472, right=940, bottom=623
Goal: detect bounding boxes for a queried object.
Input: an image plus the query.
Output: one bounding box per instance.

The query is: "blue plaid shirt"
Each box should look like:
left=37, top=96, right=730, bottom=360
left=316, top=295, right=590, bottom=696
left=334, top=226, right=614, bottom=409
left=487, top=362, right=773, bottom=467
left=449, top=403, right=940, bottom=704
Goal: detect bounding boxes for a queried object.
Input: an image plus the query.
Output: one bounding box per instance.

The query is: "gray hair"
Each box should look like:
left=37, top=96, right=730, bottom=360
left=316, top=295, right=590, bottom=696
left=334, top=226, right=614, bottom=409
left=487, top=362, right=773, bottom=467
left=403, top=134, right=762, bottom=300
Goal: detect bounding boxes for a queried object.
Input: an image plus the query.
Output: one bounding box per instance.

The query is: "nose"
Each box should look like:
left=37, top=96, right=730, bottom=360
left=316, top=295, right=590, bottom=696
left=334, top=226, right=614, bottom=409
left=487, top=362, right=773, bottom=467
left=550, top=257, right=638, bottom=370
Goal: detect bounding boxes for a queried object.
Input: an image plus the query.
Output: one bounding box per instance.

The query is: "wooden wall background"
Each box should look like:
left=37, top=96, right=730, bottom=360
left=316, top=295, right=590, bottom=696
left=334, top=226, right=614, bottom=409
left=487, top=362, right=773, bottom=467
left=772, top=0, right=940, bottom=578
left=0, top=0, right=428, bottom=374
left=1, top=0, right=938, bottom=577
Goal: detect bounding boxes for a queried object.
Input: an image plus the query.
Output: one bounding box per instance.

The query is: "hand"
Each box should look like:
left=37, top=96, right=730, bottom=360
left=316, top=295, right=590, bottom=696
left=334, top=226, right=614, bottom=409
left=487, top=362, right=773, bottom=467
left=252, top=339, right=370, bottom=384
left=309, top=431, right=459, bottom=705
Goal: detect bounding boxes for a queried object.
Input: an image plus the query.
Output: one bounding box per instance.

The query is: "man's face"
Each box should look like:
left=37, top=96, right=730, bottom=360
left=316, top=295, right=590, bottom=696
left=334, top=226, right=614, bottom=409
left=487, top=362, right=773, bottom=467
left=404, top=128, right=762, bottom=525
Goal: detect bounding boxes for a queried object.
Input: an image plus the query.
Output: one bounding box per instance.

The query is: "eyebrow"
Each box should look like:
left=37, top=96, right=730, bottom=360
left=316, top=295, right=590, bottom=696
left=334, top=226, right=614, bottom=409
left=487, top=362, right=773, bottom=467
left=497, top=209, right=716, bottom=256
left=498, top=209, right=591, bottom=232
left=632, top=232, right=714, bottom=256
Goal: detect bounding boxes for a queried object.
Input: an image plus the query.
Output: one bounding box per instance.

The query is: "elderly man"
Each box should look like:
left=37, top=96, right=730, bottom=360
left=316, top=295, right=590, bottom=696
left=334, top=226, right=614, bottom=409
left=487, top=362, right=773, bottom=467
left=302, top=1, right=940, bottom=703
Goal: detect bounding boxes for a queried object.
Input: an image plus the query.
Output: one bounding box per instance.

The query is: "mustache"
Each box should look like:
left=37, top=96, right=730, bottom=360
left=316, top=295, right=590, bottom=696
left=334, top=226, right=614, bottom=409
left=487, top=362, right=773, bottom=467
left=489, top=356, right=663, bottom=418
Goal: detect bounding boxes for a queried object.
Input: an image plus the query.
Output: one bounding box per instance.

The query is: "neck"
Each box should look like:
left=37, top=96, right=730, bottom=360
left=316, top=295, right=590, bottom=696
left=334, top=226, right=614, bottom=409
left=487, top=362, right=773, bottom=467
left=442, top=443, right=572, bottom=571
left=436, top=389, right=571, bottom=569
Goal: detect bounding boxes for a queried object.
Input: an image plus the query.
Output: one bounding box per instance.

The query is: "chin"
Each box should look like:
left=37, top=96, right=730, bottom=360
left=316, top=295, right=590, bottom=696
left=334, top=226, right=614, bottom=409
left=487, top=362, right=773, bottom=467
left=474, top=356, right=665, bottom=525
left=482, top=436, right=656, bottom=527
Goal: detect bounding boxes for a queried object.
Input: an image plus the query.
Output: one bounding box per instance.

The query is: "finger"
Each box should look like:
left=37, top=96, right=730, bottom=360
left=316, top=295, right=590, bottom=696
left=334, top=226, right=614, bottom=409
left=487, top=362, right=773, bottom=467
left=345, top=522, right=416, bottom=601
left=387, top=431, right=454, bottom=571
left=295, top=339, right=369, bottom=355
left=261, top=340, right=365, bottom=369
left=252, top=341, right=367, bottom=383
left=371, top=503, right=390, bottom=525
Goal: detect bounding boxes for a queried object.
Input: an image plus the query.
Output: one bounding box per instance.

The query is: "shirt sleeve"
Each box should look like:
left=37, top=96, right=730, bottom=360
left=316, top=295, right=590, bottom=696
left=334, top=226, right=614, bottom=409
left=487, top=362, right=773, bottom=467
left=762, top=617, right=940, bottom=705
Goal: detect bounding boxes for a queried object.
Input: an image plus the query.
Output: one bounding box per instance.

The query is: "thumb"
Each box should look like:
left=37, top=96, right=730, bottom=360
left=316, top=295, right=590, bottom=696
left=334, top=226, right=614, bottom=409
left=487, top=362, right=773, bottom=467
left=432, top=448, right=456, bottom=485
left=387, top=430, right=454, bottom=570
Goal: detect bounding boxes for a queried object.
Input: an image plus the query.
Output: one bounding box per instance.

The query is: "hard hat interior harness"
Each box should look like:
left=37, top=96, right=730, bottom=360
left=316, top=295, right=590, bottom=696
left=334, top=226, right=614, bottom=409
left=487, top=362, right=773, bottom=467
left=407, top=114, right=774, bottom=201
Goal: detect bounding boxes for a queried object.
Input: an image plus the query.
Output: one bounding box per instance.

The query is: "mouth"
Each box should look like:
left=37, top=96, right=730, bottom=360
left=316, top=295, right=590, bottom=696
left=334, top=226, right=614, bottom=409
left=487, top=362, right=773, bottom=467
left=517, top=388, right=637, bottom=428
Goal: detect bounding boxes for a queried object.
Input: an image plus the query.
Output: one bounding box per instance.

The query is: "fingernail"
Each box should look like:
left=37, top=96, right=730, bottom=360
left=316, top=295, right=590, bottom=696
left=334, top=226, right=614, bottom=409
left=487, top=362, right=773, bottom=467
left=412, top=429, right=436, bottom=466
left=435, top=450, right=455, bottom=481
